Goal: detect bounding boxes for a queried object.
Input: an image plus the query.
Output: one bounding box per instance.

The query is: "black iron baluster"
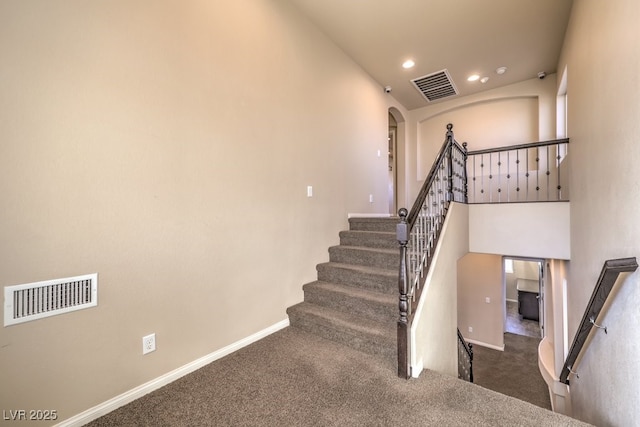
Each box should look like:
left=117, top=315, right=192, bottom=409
left=536, top=150, right=540, bottom=200
left=546, top=145, right=551, bottom=200
left=516, top=149, right=520, bottom=201
left=480, top=154, right=484, bottom=202
left=447, top=141, right=454, bottom=203
left=557, top=144, right=563, bottom=200
left=472, top=154, right=476, bottom=201
left=497, top=152, right=502, bottom=202
left=462, top=143, right=469, bottom=203
left=489, top=152, right=493, bottom=203
left=526, top=149, right=530, bottom=200
left=506, top=151, right=510, bottom=202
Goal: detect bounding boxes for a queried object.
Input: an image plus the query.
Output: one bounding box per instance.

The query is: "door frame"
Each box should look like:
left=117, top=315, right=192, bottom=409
left=502, top=256, right=545, bottom=338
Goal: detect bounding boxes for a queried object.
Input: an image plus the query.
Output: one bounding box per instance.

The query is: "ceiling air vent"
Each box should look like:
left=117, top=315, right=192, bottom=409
left=411, top=69, right=458, bottom=102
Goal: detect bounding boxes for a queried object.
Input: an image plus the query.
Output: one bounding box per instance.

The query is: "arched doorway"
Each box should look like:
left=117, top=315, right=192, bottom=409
left=388, top=107, right=405, bottom=215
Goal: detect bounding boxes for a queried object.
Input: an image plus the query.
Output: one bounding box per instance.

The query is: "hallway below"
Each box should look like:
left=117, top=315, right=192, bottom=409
left=473, top=333, right=550, bottom=410
left=505, top=300, right=541, bottom=338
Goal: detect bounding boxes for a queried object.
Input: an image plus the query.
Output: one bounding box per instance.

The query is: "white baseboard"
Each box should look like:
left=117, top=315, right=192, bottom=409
left=411, top=359, right=424, bottom=379
left=347, top=213, right=392, bottom=218
left=465, top=337, right=505, bottom=352
left=55, top=318, right=290, bottom=427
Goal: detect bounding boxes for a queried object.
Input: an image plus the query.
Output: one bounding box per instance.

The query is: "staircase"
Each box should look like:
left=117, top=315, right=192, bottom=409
left=287, top=217, right=399, bottom=363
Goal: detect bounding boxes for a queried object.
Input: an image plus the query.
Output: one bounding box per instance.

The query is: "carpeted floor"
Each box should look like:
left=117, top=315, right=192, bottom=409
left=87, top=327, right=588, bottom=427
left=473, top=333, right=551, bottom=410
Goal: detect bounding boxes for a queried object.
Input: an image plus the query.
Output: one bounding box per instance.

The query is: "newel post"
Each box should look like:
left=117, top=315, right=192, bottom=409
left=397, top=207, right=410, bottom=378
left=446, top=123, right=454, bottom=202
left=462, top=142, right=469, bottom=204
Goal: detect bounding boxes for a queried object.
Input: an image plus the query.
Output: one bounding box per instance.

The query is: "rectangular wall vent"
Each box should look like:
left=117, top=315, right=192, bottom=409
left=4, top=273, right=98, bottom=326
left=411, top=69, right=458, bottom=102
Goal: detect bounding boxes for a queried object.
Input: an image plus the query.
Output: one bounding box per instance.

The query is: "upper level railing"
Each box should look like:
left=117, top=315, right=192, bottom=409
left=466, top=138, right=570, bottom=203
left=396, top=123, right=466, bottom=378
left=560, top=257, right=638, bottom=385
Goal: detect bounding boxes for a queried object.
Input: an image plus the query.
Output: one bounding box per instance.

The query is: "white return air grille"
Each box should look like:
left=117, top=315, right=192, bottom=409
left=4, top=273, right=97, bottom=326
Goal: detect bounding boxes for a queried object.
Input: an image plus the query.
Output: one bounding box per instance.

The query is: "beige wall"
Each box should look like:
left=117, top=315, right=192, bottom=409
left=411, top=202, right=469, bottom=377
left=457, top=253, right=504, bottom=349
left=546, top=258, right=568, bottom=377
left=557, top=0, right=640, bottom=425
left=417, top=96, right=539, bottom=180
left=401, top=76, right=558, bottom=204
left=0, top=1, right=394, bottom=423
left=469, top=202, right=570, bottom=260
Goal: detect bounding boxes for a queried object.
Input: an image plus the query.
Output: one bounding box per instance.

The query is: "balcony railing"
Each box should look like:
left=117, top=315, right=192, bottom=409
left=466, top=139, right=570, bottom=203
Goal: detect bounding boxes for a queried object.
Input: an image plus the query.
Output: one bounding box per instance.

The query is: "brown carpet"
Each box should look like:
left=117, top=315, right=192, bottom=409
left=87, top=327, right=588, bottom=426
left=473, top=333, right=551, bottom=410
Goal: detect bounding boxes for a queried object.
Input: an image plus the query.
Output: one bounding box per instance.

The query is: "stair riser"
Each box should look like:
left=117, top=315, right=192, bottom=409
left=348, top=218, right=398, bottom=233
left=329, top=247, right=399, bottom=270
left=287, top=309, right=396, bottom=361
left=303, top=287, right=396, bottom=322
left=316, top=263, right=396, bottom=295
left=286, top=216, right=400, bottom=368
left=339, top=231, right=397, bottom=250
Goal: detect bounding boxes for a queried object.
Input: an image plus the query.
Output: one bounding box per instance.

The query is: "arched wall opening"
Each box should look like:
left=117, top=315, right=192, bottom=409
left=389, top=107, right=406, bottom=214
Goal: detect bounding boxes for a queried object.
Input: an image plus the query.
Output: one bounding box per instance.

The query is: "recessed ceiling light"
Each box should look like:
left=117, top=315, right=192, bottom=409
left=402, top=59, right=415, bottom=69
left=496, top=66, right=507, bottom=75
left=480, top=77, right=489, bottom=84
left=467, top=74, right=480, bottom=82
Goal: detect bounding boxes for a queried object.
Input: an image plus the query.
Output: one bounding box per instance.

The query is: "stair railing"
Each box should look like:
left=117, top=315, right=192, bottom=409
left=466, top=138, right=570, bottom=203
left=457, top=327, right=474, bottom=382
left=559, top=257, right=638, bottom=385
left=396, top=123, right=467, bottom=378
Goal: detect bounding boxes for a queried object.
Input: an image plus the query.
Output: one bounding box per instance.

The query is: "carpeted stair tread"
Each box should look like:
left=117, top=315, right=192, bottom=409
left=287, top=302, right=396, bottom=360
left=339, top=230, right=397, bottom=249
left=316, top=261, right=397, bottom=294
left=288, top=302, right=395, bottom=336
left=328, top=245, right=399, bottom=269
left=286, top=216, right=401, bottom=368
left=348, top=217, right=399, bottom=232
left=302, top=280, right=397, bottom=321
left=317, top=261, right=396, bottom=277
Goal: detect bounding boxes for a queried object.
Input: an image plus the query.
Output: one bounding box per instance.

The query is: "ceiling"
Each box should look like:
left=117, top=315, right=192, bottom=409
left=286, top=0, right=574, bottom=110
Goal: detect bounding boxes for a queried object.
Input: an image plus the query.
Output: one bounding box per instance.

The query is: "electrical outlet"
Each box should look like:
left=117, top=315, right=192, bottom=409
left=468, top=326, right=473, bottom=333
left=142, top=333, right=156, bottom=355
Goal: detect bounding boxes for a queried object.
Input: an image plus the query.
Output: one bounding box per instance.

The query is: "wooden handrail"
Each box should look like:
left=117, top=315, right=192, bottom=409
left=466, top=138, right=570, bottom=156
left=559, top=257, right=638, bottom=385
